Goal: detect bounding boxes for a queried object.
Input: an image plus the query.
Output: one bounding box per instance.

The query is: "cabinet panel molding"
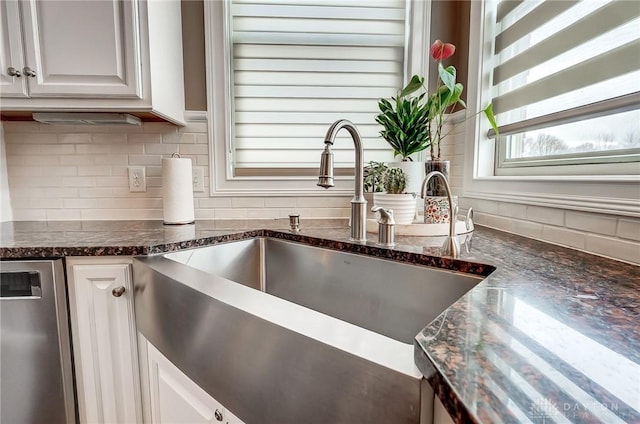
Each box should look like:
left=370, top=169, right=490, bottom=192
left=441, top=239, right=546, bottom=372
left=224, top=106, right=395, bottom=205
left=67, top=257, right=143, bottom=424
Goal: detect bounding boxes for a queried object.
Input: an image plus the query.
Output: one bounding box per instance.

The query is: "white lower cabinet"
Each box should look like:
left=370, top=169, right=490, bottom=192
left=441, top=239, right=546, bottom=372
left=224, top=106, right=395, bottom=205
left=138, top=335, right=243, bottom=424
left=66, top=257, right=143, bottom=424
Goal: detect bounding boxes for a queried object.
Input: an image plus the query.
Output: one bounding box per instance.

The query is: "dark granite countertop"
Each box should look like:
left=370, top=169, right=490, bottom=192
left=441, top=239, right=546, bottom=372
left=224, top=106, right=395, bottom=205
left=1, top=219, right=639, bottom=423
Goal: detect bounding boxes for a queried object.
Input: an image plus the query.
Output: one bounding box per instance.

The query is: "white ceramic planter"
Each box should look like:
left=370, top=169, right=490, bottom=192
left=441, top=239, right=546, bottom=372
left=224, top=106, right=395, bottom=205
left=388, top=161, right=424, bottom=194
left=372, top=193, right=417, bottom=225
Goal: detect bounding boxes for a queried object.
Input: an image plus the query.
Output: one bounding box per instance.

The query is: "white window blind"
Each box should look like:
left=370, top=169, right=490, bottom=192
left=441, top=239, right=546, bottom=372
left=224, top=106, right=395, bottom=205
left=228, top=0, right=406, bottom=175
left=489, top=0, right=640, bottom=174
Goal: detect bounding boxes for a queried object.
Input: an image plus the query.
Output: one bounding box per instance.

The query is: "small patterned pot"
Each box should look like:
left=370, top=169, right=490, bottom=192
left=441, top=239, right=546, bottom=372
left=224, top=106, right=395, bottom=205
left=423, top=195, right=458, bottom=224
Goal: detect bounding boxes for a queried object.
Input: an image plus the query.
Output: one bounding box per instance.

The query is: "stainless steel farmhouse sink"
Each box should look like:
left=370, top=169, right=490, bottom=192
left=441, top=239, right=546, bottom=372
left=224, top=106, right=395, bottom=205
left=133, top=238, right=485, bottom=424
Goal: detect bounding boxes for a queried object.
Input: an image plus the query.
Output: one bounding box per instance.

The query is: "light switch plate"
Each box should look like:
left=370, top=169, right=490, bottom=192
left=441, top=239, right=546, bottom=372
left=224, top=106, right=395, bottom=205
left=193, top=167, right=205, bottom=192
left=128, top=166, right=146, bottom=192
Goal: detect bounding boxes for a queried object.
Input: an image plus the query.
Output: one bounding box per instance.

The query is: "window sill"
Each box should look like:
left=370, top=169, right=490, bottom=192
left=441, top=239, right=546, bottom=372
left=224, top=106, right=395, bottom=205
left=463, top=176, right=640, bottom=218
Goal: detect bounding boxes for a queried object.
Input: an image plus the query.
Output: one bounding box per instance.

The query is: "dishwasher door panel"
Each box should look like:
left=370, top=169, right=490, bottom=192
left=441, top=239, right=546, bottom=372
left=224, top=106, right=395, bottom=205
left=0, top=260, right=76, bottom=424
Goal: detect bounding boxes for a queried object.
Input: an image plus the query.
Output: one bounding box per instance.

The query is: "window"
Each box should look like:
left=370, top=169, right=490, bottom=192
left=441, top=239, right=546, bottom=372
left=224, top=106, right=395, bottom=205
left=205, top=0, right=431, bottom=194
left=488, top=0, right=640, bottom=176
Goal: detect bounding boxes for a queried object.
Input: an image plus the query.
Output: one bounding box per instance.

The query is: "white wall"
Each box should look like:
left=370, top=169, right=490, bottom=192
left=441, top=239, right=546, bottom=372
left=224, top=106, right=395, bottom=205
left=2, top=120, right=350, bottom=221
left=0, top=125, right=13, bottom=222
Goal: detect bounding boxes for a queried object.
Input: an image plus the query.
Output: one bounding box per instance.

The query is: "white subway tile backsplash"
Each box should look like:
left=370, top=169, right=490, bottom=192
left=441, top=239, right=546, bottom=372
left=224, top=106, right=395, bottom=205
left=62, top=177, right=96, bottom=187
left=144, top=143, right=179, bottom=155
left=21, top=133, right=58, bottom=144
left=127, top=134, right=162, bottom=144
left=13, top=208, right=46, bottom=220
left=97, top=198, right=163, bottom=209
left=7, top=143, right=75, bottom=156
left=586, top=234, right=640, bottom=265
left=231, top=197, right=265, bottom=208
left=526, top=206, right=564, bottom=226
left=80, top=208, right=162, bottom=220
left=468, top=199, right=500, bottom=215
left=60, top=155, right=95, bottom=165
left=20, top=155, right=61, bottom=166
left=41, top=166, right=78, bottom=177
left=75, top=144, right=110, bottom=154
left=198, top=197, right=232, bottom=208
left=78, top=188, right=114, bottom=198
left=176, top=133, right=197, bottom=144
left=474, top=212, right=544, bottom=239
left=94, top=155, right=129, bottom=166
left=109, top=144, right=144, bottom=154
left=542, top=226, right=586, bottom=250
left=30, top=198, right=63, bottom=209
left=290, top=207, right=350, bottom=219
left=128, top=155, right=162, bottom=166
left=10, top=187, right=44, bottom=198
left=3, top=120, right=638, bottom=265
left=44, top=188, right=79, bottom=198
left=12, top=176, right=64, bottom=188
left=215, top=208, right=248, bottom=219
left=46, top=209, right=81, bottom=220
left=247, top=208, right=281, bottom=219
left=57, top=133, right=92, bottom=144
left=8, top=166, right=43, bottom=176
left=77, top=166, right=111, bottom=176
left=297, top=196, right=350, bottom=208
left=565, top=211, right=617, bottom=236
left=92, top=133, right=127, bottom=144
left=497, top=202, right=527, bottom=220
left=194, top=209, right=215, bottom=220
left=617, top=219, right=640, bottom=242
left=144, top=166, right=162, bottom=177
left=95, top=176, right=133, bottom=188
left=63, top=198, right=98, bottom=209
left=178, top=144, right=208, bottom=155
left=264, top=197, right=298, bottom=208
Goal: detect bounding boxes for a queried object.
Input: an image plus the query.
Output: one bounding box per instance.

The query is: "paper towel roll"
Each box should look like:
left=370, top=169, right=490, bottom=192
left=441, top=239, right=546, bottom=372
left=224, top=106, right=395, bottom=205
left=162, top=156, right=195, bottom=224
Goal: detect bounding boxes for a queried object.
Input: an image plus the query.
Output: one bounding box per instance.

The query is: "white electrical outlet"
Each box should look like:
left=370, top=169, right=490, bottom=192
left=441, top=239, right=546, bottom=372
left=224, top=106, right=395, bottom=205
left=192, top=167, right=205, bottom=192
left=128, top=166, right=146, bottom=192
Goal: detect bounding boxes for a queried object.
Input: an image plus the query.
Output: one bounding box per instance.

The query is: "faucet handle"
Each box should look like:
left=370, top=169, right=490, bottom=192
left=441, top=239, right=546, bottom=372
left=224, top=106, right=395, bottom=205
left=371, top=206, right=395, bottom=247
left=371, top=206, right=395, bottom=225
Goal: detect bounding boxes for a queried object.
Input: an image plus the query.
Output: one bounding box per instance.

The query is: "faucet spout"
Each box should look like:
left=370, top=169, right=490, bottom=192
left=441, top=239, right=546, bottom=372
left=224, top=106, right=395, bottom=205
left=421, top=171, right=460, bottom=257
left=318, top=119, right=367, bottom=242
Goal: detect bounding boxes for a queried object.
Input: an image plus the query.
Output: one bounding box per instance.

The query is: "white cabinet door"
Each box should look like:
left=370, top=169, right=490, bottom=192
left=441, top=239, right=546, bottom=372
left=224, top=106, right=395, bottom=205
left=0, top=0, right=27, bottom=97
left=19, top=0, right=141, bottom=98
left=144, top=340, right=244, bottom=424
left=68, top=259, right=143, bottom=424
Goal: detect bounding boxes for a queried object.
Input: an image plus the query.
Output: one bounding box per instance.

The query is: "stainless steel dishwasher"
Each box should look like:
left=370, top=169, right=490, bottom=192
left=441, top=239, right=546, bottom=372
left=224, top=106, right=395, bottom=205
left=1, top=260, right=77, bottom=424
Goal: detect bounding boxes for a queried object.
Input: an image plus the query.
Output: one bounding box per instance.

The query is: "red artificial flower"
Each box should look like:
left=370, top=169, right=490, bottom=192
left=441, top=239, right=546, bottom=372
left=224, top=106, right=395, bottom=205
left=430, top=40, right=456, bottom=61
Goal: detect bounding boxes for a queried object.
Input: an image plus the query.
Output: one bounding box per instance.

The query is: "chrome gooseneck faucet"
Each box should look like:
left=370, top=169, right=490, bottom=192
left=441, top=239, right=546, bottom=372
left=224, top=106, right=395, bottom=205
left=421, top=171, right=460, bottom=257
left=317, top=119, right=367, bottom=242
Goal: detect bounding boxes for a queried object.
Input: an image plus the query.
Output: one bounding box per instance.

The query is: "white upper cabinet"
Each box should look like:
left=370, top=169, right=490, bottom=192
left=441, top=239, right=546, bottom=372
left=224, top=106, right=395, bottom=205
left=0, top=0, right=27, bottom=97
left=19, top=0, right=141, bottom=98
left=0, top=0, right=185, bottom=125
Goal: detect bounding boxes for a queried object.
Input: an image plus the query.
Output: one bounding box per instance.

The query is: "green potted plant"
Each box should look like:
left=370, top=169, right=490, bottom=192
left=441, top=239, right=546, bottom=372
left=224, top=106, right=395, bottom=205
left=375, top=77, right=431, bottom=194
left=363, top=161, right=388, bottom=194
left=372, top=167, right=417, bottom=225
left=422, top=40, right=498, bottom=195
left=363, top=161, right=388, bottom=219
